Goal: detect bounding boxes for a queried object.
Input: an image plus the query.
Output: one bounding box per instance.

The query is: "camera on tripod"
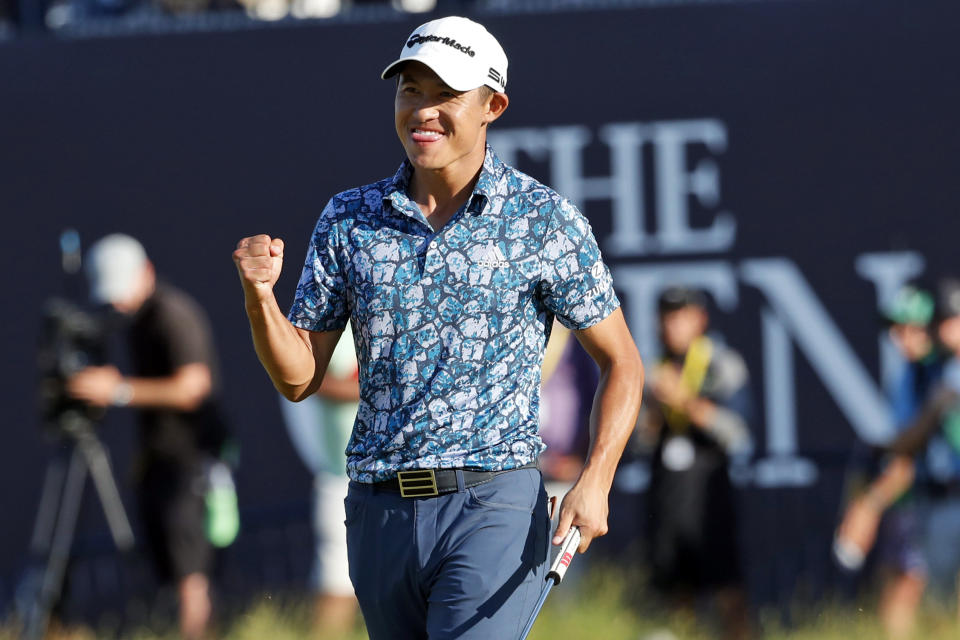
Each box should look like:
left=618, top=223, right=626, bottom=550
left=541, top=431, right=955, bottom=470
left=36, top=298, right=109, bottom=436
left=21, top=261, right=134, bottom=640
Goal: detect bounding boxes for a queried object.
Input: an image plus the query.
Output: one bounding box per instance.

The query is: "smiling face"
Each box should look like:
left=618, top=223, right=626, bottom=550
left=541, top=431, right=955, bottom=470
left=394, top=62, right=507, bottom=177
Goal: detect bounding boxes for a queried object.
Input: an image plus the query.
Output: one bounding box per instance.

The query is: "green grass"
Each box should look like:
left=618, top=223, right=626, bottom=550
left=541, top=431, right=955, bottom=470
left=6, top=572, right=959, bottom=639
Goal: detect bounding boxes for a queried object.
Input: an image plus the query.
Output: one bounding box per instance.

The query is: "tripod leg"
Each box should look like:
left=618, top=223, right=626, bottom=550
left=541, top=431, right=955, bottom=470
left=76, top=431, right=135, bottom=551
left=29, top=458, right=68, bottom=556
left=23, top=446, right=89, bottom=640
left=16, top=458, right=67, bottom=634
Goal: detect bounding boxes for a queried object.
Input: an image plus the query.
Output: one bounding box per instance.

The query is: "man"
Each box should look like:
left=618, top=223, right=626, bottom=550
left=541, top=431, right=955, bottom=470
left=838, top=280, right=960, bottom=633
left=834, top=285, right=941, bottom=639
left=67, top=234, right=231, bottom=640
left=279, top=322, right=360, bottom=637
left=642, top=287, right=752, bottom=640
left=232, top=16, right=643, bottom=639
left=879, top=280, right=960, bottom=622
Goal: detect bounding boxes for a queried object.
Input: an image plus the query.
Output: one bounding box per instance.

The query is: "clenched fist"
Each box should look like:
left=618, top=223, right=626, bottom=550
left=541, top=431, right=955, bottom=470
left=233, top=234, right=284, bottom=304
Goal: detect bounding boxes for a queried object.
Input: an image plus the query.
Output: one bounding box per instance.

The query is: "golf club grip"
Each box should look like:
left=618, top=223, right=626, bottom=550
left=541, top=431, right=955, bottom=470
left=547, top=526, right=581, bottom=584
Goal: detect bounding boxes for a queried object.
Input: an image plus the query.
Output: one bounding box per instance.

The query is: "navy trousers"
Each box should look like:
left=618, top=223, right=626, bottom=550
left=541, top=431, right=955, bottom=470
left=345, top=468, right=550, bottom=639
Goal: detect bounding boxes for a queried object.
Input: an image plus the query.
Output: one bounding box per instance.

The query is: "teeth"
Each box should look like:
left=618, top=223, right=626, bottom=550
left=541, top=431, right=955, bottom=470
left=414, top=129, right=443, bottom=138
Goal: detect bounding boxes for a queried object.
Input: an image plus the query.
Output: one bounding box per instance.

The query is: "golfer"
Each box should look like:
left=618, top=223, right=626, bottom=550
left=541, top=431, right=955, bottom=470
left=233, top=16, right=643, bottom=639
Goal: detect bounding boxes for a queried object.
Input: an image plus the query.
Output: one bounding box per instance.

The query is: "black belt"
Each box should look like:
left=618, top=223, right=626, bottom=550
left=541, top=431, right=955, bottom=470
left=373, top=461, right=539, bottom=498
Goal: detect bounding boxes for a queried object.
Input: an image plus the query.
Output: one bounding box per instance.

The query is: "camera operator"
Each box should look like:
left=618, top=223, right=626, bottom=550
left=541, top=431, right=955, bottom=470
left=66, top=233, right=231, bottom=640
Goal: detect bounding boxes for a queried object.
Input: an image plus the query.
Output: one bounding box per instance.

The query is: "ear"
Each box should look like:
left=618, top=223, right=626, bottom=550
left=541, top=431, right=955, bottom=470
left=482, top=91, right=509, bottom=126
left=142, top=260, right=157, bottom=288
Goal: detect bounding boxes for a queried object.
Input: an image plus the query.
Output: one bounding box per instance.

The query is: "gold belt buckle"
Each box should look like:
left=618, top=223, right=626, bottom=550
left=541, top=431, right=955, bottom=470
left=397, top=469, right=439, bottom=498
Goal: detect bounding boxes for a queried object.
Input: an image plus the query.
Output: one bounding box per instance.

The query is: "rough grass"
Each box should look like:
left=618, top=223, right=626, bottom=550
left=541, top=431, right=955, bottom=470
left=5, top=571, right=959, bottom=639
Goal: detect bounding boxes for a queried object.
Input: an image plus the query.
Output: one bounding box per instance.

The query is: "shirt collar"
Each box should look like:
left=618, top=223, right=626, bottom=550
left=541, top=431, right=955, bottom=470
left=384, top=144, right=501, bottom=217
left=471, top=144, right=500, bottom=212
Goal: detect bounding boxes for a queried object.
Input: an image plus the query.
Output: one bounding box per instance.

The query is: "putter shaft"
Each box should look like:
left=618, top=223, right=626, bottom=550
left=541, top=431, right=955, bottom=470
left=518, top=527, right=581, bottom=640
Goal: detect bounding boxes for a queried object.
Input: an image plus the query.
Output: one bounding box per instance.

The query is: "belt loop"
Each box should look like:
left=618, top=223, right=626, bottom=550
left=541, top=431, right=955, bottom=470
left=455, top=469, right=465, bottom=493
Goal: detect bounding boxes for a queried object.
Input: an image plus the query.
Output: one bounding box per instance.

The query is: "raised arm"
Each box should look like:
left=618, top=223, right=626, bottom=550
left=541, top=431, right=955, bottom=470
left=233, top=234, right=341, bottom=402
left=887, top=385, right=960, bottom=457
left=553, top=308, right=644, bottom=552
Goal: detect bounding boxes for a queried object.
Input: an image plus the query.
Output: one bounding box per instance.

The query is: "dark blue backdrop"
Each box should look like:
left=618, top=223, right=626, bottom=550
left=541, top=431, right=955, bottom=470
left=1, top=0, right=959, bottom=620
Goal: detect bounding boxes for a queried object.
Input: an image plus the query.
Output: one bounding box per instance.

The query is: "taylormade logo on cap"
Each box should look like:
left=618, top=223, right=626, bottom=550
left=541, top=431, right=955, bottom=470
left=406, top=33, right=476, bottom=58
left=381, top=16, right=508, bottom=93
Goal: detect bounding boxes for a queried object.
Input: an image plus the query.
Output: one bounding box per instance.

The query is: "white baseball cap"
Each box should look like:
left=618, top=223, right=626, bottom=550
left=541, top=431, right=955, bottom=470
left=85, top=233, right=148, bottom=305
left=381, top=16, right=508, bottom=93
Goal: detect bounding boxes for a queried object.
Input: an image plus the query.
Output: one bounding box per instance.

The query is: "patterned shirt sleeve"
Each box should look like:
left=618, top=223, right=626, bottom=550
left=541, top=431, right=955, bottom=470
left=539, top=198, right=620, bottom=330
left=287, top=199, right=350, bottom=332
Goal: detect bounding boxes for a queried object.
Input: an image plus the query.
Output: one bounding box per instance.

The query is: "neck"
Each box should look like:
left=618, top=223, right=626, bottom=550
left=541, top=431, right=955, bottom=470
left=409, top=143, right=486, bottom=225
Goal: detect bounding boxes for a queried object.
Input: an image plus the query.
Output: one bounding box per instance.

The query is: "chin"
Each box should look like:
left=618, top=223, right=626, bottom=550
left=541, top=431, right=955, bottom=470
left=407, top=150, right=447, bottom=171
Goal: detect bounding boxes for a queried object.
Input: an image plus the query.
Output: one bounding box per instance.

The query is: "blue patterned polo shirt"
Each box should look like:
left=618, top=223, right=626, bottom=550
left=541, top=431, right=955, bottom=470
left=288, top=146, right=620, bottom=483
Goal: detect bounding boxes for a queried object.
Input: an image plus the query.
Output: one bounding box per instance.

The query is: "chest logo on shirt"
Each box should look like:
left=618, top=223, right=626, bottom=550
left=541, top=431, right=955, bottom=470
left=475, top=242, right=509, bottom=269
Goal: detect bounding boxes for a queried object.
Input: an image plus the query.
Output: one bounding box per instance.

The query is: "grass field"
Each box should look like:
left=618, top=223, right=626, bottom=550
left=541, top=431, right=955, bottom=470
left=4, top=572, right=958, bottom=639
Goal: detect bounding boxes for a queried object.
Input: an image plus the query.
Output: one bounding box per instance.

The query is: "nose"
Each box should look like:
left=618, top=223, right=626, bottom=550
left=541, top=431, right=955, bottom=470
left=412, top=99, right=441, bottom=122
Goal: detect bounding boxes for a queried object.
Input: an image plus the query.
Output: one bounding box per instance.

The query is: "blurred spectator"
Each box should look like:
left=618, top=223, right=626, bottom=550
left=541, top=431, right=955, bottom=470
left=838, top=279, right=960, bottom=633
left=640, top=287, right=753, bottom=640
left=44, top=0, right=240, bottom=31
left=279, top=322, right=359, bottom=637
left=40, top=0, right=474, bottom=28
left=886, top=282, right=960, bottom=602
left=834, top=285, right=940, bottom=639
left=240, top=0, right=449, bottom=24
left=155, top=0, right=239, bottom=15
left=66, top=234, right=236, bottom=640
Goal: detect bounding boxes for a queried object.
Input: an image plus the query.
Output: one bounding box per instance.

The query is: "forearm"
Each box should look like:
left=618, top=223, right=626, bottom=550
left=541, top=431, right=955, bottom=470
left=245, top=293, right=320, bottom=401
left=888, top=387, right=960, bottom=457
left=864, top=455, right=915, bottom=509
left=557, top=310, right=643, bottom=550
left=123, top=376, right=208, bottom=411
left=70, top=363, right=213, bottom=411
left=234, top=234, right=324, bottom=401
left=579, top=353, right=645, bottom=492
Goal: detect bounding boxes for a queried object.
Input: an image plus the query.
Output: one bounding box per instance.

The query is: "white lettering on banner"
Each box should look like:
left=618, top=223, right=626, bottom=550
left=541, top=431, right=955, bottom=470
left=740, top=258, right=894, bottom=447
left=489, top=119, right=735, bottom=256
left=753, top=309, right=818, bottom=488
left=491, top=120, right=921, bottom=489
left=649, top=120, right=735, bottom=254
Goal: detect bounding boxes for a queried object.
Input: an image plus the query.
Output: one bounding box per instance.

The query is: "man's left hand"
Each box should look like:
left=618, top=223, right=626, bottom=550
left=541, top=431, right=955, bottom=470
left=67, top=366, right=123, bottom=407
left=552, top=476, right=609, bottom=553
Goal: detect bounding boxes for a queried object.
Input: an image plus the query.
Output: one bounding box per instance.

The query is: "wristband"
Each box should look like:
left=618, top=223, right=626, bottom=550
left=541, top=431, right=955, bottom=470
left=112, top=381, right=134, bottom=407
